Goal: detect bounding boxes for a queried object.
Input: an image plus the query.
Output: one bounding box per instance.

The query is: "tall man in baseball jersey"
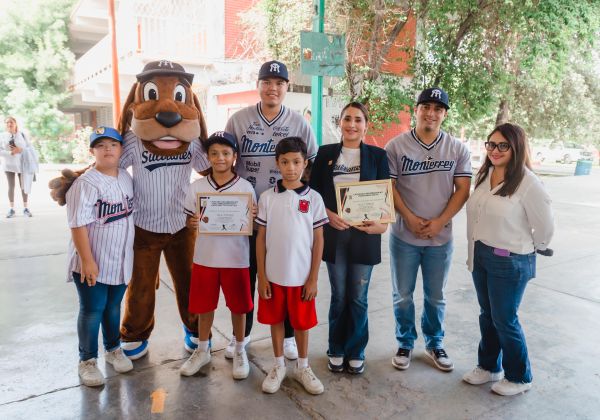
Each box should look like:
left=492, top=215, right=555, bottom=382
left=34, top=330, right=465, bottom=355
left=385, top=87, right=471, bottom=372
left=225, top=60, right=318, bottom=359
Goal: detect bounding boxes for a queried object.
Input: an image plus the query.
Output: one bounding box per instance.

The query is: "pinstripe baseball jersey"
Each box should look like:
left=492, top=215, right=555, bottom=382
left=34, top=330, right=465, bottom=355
left=66, top=168, right=135, bottom=285
left=255, top=181, right=328, bottom=287
left=184, top=174, right=257, bottom=268
left=385, top=128, right=472, bottom=246
left=119, top=131, right=210, bottom=234
left=224, top=103, right=317, bottom=196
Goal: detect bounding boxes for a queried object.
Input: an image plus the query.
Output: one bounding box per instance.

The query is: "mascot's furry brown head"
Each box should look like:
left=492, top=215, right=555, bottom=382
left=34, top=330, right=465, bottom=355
left=119, top=60, right=208, bottom=156
left=49, top=59, right=208, bottom=205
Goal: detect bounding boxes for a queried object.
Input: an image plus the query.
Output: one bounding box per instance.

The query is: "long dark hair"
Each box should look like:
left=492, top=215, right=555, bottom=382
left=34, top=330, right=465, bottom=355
left=475, top=123, right=532, bottom=197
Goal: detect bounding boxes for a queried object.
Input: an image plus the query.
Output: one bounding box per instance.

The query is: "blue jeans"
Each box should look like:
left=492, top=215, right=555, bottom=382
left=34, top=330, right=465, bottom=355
left=73, top=273, right=127, bottom=361
left=389, top=234, right=453, bottom=349
left=326, top=230, right=374, bottom=361
left=472, top=241, right=535, bottom=383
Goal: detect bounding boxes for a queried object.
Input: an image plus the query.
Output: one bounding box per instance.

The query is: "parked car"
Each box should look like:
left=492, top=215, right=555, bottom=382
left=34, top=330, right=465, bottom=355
left=535, top=141, right=593, bottom=164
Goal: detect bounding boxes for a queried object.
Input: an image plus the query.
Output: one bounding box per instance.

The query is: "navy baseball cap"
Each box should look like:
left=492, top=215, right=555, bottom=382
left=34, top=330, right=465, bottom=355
left=205, top=131, right=238, bottom=152
left=417, top=87, right=450, bottom=109
left=136, top=60, right=194, bottom=85
left=90, top=126, right=123, bottom=147
left=258, top=60, right=289, bottom=82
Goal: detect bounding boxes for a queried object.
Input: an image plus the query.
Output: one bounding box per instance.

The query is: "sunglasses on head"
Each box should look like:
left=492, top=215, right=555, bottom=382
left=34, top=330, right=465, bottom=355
left=485, top=141, right=511, bottom=152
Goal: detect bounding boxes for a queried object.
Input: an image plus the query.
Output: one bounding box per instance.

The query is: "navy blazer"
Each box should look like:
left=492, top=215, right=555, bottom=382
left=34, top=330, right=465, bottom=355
left=309, top=141, right=390, bottom=265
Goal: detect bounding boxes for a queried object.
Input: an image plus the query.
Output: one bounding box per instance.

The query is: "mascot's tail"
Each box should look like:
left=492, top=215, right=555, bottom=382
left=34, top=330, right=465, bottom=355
left=48, top=165, right=92, bottom=206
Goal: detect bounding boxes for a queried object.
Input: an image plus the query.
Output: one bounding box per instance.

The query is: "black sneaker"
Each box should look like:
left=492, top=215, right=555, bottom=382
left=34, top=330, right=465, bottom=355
left=23, top=208, right=32, bottom=217
left=425, top=348, right=454, bottom=372
left=327, top=357, right=344, bottom=373
left=346, top=360, right=364, bottom=374
left=392, top=347, right=412, bottom=370
left=6, top=208, right=15, bottom=218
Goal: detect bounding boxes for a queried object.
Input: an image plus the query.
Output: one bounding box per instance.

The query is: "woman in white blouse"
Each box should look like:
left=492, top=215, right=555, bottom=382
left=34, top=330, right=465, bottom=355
left=463, top=123, right=553, bottom=396
left=1, top=117, right=32, bottom=217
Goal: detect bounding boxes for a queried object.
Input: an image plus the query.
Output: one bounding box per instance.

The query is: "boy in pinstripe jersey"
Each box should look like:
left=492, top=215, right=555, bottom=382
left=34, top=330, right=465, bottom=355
left=66, top=127, right=134, bottom=387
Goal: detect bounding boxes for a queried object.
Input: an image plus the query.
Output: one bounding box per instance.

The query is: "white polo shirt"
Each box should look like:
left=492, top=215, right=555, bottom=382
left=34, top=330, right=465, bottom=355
left=255, top=181, right=328, bottom=287
left=184, top=174, right=257, bottom=268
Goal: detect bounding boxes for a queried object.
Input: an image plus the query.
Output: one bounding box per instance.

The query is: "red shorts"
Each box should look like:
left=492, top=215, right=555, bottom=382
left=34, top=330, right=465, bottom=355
left=257, top=282, right=317, bottom=331
left=189, top=264, right=253, bottom=315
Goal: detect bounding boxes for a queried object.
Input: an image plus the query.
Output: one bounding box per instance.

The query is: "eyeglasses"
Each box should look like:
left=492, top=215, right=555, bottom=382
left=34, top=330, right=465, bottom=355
left=484, top=141, right=511, bottom=152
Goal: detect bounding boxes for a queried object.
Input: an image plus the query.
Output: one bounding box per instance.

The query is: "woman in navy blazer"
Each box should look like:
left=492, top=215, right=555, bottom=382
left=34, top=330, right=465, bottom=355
left=309, top=102, right=390, bottom=374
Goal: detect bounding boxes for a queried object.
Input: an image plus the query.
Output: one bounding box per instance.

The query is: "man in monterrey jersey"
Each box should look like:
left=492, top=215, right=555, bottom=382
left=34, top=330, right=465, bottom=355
left=224, top=60, right=318, bottom=359
left=385, top=87, right=471, bottom=373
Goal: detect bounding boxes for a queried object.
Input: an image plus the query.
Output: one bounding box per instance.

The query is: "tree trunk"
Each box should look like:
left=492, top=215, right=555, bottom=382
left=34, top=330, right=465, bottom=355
left=495, top=99, right=510, bottom=125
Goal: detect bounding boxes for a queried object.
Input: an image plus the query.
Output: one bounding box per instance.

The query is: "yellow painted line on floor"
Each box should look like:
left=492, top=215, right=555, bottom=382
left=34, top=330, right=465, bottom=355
left=151, top=388, right=167, bottom=414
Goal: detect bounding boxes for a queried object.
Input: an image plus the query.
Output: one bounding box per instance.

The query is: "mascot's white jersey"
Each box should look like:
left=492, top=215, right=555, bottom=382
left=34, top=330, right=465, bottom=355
left=119, top=131, right=210, bottom=234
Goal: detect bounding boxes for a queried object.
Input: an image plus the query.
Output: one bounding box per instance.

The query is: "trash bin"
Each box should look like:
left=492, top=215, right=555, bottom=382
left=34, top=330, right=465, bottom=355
left=574, top=159, right=592, bottom=176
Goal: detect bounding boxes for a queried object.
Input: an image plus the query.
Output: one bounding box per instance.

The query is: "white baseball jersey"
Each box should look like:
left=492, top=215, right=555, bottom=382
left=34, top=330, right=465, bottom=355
left=119, top=131, right=210, bottom=234
left=255, top=181, right=328, bottom=287
left=66, top=168, right=135, bottom=285
left=224, top=103, right=317, bottom=196
left=184, top=174, right=257, bottom=268
left=385, top=128, right=472, bottom=246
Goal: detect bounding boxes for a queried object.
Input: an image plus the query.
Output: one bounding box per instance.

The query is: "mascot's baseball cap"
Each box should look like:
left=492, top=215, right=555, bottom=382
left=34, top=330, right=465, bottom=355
left=416, top=87, right=450, bottom=109
left=258, top=60, right=289, bottom=82
left=205, top=131, right=238, bottom=153
left=136, top=60, right=195, bottom=85
left=89, top=126, right=123, bottom=147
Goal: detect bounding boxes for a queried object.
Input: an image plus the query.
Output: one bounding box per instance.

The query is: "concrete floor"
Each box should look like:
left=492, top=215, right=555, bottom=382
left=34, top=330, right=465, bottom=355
left=1, top=165, right=599, bottom=420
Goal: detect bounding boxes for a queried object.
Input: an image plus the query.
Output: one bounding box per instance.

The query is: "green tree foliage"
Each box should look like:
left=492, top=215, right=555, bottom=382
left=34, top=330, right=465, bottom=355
left=240, top=0, right=600, bottom=141
left=0, top=0, right=75, bottom=142
left=412, top=0, right=600, bottom=138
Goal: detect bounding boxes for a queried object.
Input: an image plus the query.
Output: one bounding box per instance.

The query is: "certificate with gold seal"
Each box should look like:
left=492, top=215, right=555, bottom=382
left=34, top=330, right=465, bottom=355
left=196, top=192, right=253, bottom=235
left=335, top=179, right=395, bottom=225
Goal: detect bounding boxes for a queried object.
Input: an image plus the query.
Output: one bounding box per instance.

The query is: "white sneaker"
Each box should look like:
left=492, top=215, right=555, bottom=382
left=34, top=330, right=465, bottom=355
left=262, top=365, right=287, bottom=394
left=78, top=359, right=105, bottom=387
left=105, top=348, right=134, bottom=373
left=463, top=366, right=504, bottom=385
left=294, top=366, right=324, bottom=395
left=225, top=336, right=250, bottom=359
left=283, top=337, right=298, bottom=360
left=491, top=378, right=532, bottom=396
left=179, top=348, right=211, bottom=376
left=232, top=350, right=250, bottom=379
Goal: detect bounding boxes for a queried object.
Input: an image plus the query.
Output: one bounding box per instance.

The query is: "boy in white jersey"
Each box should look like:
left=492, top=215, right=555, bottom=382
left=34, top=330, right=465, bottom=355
left=256, top=137, right=328, bottom=395
left=224, top=60, right=318, bottom=360
left=179, top=132, right=256, bottom=380
left=66, top=127, right=135, bottom=387
left=385, top=88, right=471, bottom=373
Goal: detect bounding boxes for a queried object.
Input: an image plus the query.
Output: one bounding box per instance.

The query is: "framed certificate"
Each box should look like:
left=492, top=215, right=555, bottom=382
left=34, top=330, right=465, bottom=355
left=196, top=192, right=253, bottom=235
left=335, top=179, right=395, bottom=225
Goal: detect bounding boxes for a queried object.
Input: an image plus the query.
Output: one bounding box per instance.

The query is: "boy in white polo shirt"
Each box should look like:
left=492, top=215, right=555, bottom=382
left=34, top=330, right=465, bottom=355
left=255, top=137, right=328, bottom=395
left=179, top=132, right=256, bottom=380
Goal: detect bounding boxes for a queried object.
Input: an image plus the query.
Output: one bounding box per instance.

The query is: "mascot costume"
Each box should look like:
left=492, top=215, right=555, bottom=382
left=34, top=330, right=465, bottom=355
left=50, top=60, right=208, bottom=359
